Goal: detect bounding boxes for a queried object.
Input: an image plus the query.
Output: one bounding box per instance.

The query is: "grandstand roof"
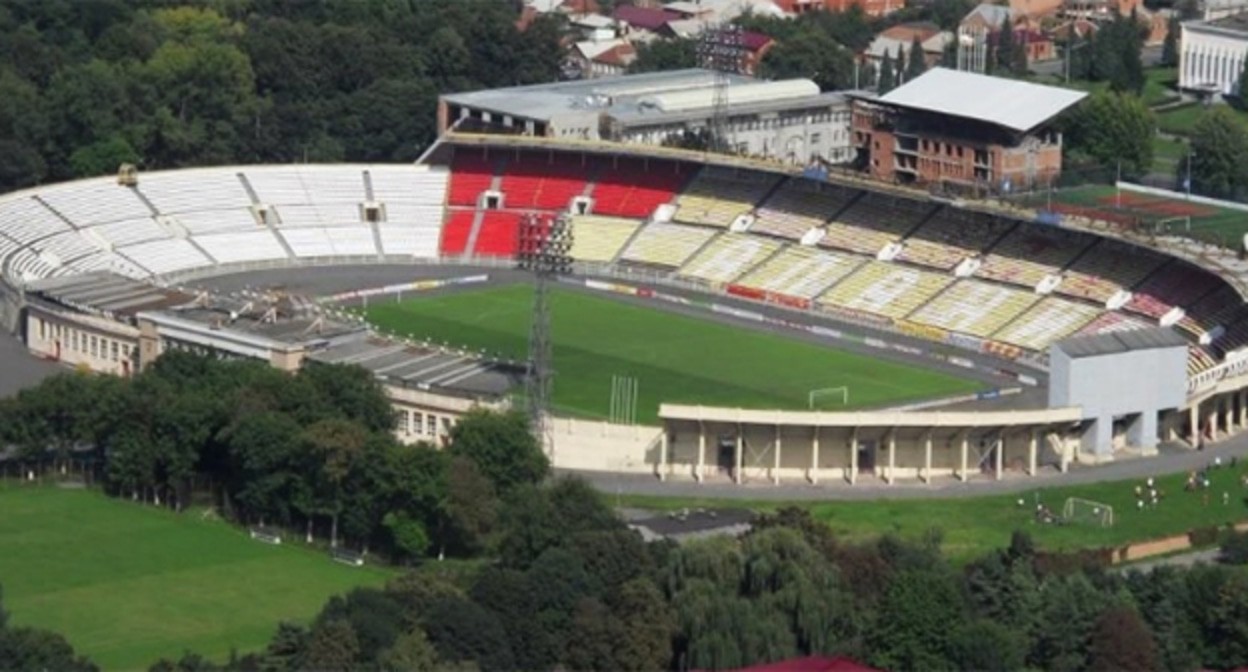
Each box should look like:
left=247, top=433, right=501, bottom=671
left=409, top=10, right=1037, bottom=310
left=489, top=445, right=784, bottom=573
left=876, top=68, right=1087, bottom=132
left=309, top=336, right=519, bottom=398
left=25, top=272, right=193, bottom=318
left=1054, top=328, right=1190, bottom=359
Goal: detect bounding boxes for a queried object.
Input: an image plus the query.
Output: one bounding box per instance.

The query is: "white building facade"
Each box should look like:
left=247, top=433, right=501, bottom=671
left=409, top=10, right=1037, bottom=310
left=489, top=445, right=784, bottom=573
left=1180, top=15, right=1248, bottom=96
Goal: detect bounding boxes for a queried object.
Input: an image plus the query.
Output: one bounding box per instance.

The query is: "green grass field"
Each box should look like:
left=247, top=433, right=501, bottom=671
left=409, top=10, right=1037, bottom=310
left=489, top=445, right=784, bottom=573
left=1026, top=183, right=1248, bottom=245
left=1156, top=102, right=1248, bottom=136
left=0, top=487, right=390, bottom=671
left=622, top=462, right=1248, bottom=562
left=1034, top=67, right=1179, bottom=108
left=361, top=285, right=982, bottom=424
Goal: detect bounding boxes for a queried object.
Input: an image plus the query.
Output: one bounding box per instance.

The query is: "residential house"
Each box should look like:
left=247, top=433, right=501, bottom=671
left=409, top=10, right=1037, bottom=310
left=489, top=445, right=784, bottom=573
left=863, top=22, right=955, bottom=77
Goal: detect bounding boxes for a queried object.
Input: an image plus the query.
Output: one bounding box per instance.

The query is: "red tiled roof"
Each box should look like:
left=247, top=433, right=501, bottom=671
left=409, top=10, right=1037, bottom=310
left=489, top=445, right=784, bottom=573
left=612, top=5, right=680, bottom=30
left=741, top=30, right=775, bottom=51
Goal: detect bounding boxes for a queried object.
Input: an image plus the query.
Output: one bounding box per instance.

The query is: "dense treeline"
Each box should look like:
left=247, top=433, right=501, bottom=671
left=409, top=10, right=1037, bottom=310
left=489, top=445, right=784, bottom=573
left=0, top=352, right=548, bottom=562
left=147, top=504, right=1248, bottom=672
left=0, top=0, right=561, bottom=193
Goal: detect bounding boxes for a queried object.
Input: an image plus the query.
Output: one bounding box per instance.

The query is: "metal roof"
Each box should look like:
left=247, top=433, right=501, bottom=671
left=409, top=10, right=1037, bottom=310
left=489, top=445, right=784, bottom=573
left=877, top=68, right=1087, bottom=133
left=1054, top=328, right=1190, bottom=359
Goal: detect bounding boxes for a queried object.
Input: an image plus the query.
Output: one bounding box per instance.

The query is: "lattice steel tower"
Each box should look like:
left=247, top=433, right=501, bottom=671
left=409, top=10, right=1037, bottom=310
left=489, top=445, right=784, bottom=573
left=517, top=212, right=573, bottom=454
left=696, top=23, right=745, bottom=154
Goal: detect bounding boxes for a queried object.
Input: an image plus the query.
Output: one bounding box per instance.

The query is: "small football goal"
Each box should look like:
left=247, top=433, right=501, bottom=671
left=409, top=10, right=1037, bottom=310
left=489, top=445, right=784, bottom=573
left=808, top=386, right=849, bottom=410
left=1062, top=497, right=1114, bottom=527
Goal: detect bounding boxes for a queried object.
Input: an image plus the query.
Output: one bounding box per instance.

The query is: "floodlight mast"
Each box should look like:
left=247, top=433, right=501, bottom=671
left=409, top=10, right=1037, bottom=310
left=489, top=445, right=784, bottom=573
left=517, top=212, right=573, bottom=457
left=696, top=23, right=745, bottom=155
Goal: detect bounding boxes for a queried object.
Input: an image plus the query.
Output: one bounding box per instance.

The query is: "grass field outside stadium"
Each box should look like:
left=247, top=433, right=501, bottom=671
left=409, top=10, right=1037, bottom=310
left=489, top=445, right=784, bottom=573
left=360, top=284, right=983, bottom=424
left=620, top=461, right=1248, bottom=562
left=0, top=487, right=391, bottom=670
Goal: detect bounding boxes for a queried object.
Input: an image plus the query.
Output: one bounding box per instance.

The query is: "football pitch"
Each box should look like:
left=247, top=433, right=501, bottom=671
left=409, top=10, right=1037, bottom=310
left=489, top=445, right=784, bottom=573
left=361, top=284, right=982, bottom=423
left=0, top=487, right=390, bottom=671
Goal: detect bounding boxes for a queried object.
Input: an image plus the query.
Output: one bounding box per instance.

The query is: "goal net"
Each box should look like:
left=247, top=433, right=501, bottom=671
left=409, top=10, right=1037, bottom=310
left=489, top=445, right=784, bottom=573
left=808, top=386, right=849, bottom=410
left=1062, top=497, right=1114, bottom=527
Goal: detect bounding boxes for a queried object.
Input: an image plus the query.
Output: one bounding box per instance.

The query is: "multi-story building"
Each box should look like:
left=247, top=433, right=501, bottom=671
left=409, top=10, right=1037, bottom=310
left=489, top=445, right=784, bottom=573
left=1180, top=12, right=1248, bottom=97
left=439, top=69, right=857, bottom=165
left=851, top=68, right=1085, bottom=190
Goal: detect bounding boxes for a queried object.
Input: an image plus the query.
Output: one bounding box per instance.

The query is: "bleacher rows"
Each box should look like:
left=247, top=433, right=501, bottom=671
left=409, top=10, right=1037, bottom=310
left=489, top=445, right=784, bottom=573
left=1, top=155, right=1242, bottom=376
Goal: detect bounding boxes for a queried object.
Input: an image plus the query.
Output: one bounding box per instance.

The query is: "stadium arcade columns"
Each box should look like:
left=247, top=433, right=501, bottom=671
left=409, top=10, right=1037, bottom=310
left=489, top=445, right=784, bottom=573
left=659, top=432, right=668, bottom=481
left=1028, top=429, right=1038, bottom=476
left=696, top=423, right=706, bottom=483
left=886, top=429, right=896, bottom=485
left=848, top=428, right=858, bottom=485
left=923, top=430, right=933, bottom=484
left=773, top=426, right=781, bottom=486
left=808, top=426, right=820, bottom=485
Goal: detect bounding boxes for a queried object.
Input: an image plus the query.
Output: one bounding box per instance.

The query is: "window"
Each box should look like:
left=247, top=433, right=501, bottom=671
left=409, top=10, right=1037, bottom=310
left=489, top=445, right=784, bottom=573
left=397, top=411, right=410, bottom=434
left=413, top=412, right=424, bottom=435
left=111, top=341, right=119, bottom=362
left=810, top=132, right=821, bottom=145
left=39, top=320, right=46, bottom=340
left=90, top=336, right=98, bottom=358
left=427, top=414, right=437, bottom=436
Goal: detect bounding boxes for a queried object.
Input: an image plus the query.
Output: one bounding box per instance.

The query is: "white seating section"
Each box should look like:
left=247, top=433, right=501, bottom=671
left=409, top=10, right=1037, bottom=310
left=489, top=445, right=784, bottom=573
left=90, top=218, right=170, bottom=247
left=281, top=228, right=378, bottom=258
left=139, top=169, right=252, bottom=213
left=678, top=234, right=780, bottom=285
left=569, top=216, right=640, bottom=263
left=751, top=180, right=853, bottom=240
left=619, top=222, right=717, bottom=268
left=195, top=231, right=289, bottom=264
left=738, top=246, right=863, bottom=299
left=674, top=168, right=779, bottom=228
left=909, top=280, right=1038, bottom=338
left=39, top=178, right=152, bottom=226
left=992, top=297, right=1102, bottom=349
left=119, top=239, right=213, bottom=276
left=171, top=209, right=259, bottom=235
left=34, top=231, right=98, bottom=265
left=819, top=262, right=953, bottom=320
left=0, top=197, right=72, bottom=243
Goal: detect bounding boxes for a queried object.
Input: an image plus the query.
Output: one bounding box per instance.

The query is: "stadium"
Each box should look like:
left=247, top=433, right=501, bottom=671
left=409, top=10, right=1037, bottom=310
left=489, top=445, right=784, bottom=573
left=4, top=122, right=1248, bottom=490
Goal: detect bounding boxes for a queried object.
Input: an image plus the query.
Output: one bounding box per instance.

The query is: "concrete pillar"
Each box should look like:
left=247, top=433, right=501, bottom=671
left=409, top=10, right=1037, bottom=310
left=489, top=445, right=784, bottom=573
left=1127, top=412, right=1158, bottom=451
left=1240, top=391, right=1248, bottom=428
left=659, top=429, right=668, bottom=481
left=1206, top=404, right=1219, bottom=442
left=849, top=427, right=858, bottom=485
left=1080, top=418, right=1112, bottom=455
left=960, top=433, right=969, bottom=482
left=995, top=431, right=1004, bottom=481
left=1057, top=432, right=1069, bottom=473
left=1028, top=428, right=1037, bottom=476
left=1223, top=396, right=1234, bottom=435
left=887, top=429, right=896, bottom=485
left=809, top=426, right=820, bottom=484
left=734, top=428, right=743, bottom=485
left=923, top=430, right=933, bottom=484
left=773, top=425, right=781, bottom=485
left=696, top=423, right=705, bottom=483
left=1190, top=403, right=1201, bottom=448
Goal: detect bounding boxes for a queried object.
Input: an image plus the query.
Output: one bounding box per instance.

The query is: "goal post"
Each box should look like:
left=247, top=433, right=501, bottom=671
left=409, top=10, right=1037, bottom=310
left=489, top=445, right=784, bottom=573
left=808, top=386, right=849, bottom=410
left=1062, top=497, right=1114, bottom=527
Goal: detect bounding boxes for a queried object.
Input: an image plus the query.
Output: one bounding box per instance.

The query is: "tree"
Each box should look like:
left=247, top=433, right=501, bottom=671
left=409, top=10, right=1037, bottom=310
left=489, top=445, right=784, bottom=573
left=996, top=21, right=1017, bottom=74
left=630, top=39, right=697, bottom=74
left=443, top=456, right=498, bottom=556
left=1161, top=17, right=1179, bottom=68
left=1063, top=91, right=1156, bottom=178
left=611, top=578, right=676, bottom=672
left=1088, top=605, right=1161, bottom=672
left=447, top=409, right=548, bottom=494
left=878, top=50, right=895, bottom=94
left=1189, top=105, right=1248, bottom=198
left=295, top=619, right=359, bottom=671
left=949, top=619, right=1027, bottom=672
left=1239, top=54, right=1248, bottom=106
left=868, top=569, right=966, bottom=671
left=906, top=35, right=927, bottom=82
left=378, top=630, right=439, bottom=672
left=301, top=418, right=370, bottom=547
left=1208, top=574, right=1248, bottom=666
left=760, top=32, right=853, bottom=91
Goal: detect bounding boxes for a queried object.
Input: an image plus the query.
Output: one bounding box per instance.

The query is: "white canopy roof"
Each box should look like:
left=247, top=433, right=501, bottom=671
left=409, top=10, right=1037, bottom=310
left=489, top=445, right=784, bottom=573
left=878, top=68, right=1087, bottom=133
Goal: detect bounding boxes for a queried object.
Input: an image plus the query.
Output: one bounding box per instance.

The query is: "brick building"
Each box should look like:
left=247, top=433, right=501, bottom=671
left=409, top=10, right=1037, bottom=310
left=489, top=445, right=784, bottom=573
left=851, top=68, right=1085, bottom=190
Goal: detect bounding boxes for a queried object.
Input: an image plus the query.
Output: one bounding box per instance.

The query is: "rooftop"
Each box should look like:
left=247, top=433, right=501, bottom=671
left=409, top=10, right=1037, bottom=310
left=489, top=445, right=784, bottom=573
left=309, top=335, right=520, bottom=398
left=1054, top=328, right=1190, bottom=359
left=875, top=67, right=1087, bottom=133
left=1205, top=9, right=1248, bottom=31
left=26, top=272, right=193, bottom=319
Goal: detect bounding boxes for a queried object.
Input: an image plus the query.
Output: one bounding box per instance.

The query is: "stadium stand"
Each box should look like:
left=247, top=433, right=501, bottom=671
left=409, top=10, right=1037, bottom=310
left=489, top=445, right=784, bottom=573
left=1057, top=240, right=1167, bottom=303
left=895, top=211, right=1015, bottom=271
left=818, top=261, right=953, bottom=320
left=992, top=297, right=1102, bottom=350
left=39, top=180, right=152, bottom=226
left=751, top=179, right=856, bottom=241
left=1075, top=311, right=1154, bottom=337
left=818, top=193, right=929, bottom=256
left=673, top=167, right=780, bottom=228
left=0, top=197, right=73, bottom=244
left=138, top=169, right=253, bottom=213
left=591, top=158, right=688, bottom=219
left=118, top=239, right=213, bottom=276
left=568, top=215, right=641, bottom=263
left=35, top=230, right=98, bottom=265
left=440, top=210, right=476, bottom=256
left=472, top=211, right=522, bottom=257
left=170, top=209, right=258, bottom=235
left=5, top=248, right=62, bottom=281
left=87, top=218, right=169, bottom=250
left=618, top=222, right=717, bottom=269
left=501, top=153, right=587, bottom=211
left=909, top=280, right=1039, bottom=338
left=194, top=231, right=289, bottom=264
left=737, top=246, right=864, bottom=299
left=1125, top=261, right=1223, bottom=319
left=447, top=151, right=497, bottom=207
left=280, top=227, right=378, bottom=257
left=678, top=234, right=781, bottom=285
left=975, top=226, right=1091, bottom=288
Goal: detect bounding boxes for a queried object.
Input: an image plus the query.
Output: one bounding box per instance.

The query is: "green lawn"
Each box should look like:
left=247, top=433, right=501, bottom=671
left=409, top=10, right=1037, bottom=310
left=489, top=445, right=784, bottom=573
left=1028, top=183, right=1248, bottom=245
left=1152, top=134, right=1187, bottom=173
left=1156, top=102, right=1248, bottom=136
left=1031, top=67, right=1179, bottom=107
left=0, top=487, right=391, bottom=671
left=622, top=462, right=1248, bottom=562
left=361, top=285, right=982, bottom=424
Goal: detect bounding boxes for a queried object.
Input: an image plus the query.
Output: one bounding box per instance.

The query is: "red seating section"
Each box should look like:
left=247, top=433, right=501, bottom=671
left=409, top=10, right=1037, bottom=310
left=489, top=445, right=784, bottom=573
left=502, top=155, right=587, bottom=211
left=440, top=210, right=475, bottom=255
left=593, top=159, right=688, bottom=218
left=473, top=211, right=522, bottom=257
left=1125, top=262, right=1222, bottom=319
left=448, top=152, right=495, bottom=207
